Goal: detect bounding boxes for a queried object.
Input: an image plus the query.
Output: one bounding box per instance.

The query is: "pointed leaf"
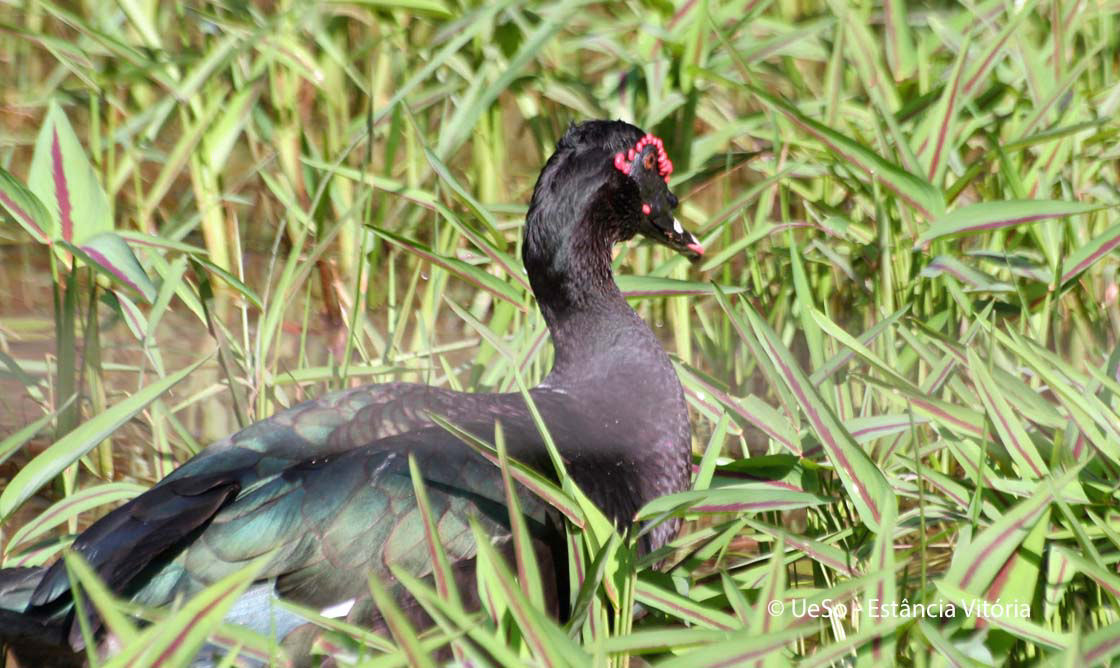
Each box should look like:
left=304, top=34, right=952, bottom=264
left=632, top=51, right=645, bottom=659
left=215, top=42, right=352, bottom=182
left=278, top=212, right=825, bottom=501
left=924, top=35, right=971, bottom=185
left=656, top=626, right=809, bottom=668
left=754, top=534, right=787, bottom=634
left=366, top=571, right=434, bottom=668
left=942, top=466, right=1081, bottom=593
left=407, top=455, right=463, bottom=612
left=747, top=521, right=856, bottom=577
left=967, top=349, right=1049, bottom=479
left=0, top=397, right=73, bottom=469
left=391, top=567, right=526, bottom=666
left=435, top=0, right=578, bottom=158
left=422, top=147, right=513, bottom=260
left=1080, top=619, right=1120, bottom=666
left=0, top=356, right=207, bottom=518
left=677, top=366, right=799, bottom=455
left=103, top=557, right=269, bottom=668
left=427, top=413, right=583, bottom=527
left=635, top=486, right=826, bottom=519
left=203, top=87, right=259, bottom=170
left=846, top=414, right=928, bottom=445
left=1052, top=545, right=1120, bottom=601
left=860, top=498, right=897, bottom=663
left=615, top=275, right=745, bottom=298
left=633, top=579, right=739, bottom=631
left=0, top=166, right=53, bottom=242
left=810, top=306, right=908, bottom=385
left=882, top=0, right=915, bottom=79
left=916, top=619, right=987, bottom=667
left=62, top=552, right=139, bottom=647
left=1062, top=221, right=1120, bottom=284
left=738, top=296, right=894, bottom=532
left=372, top=228, right=526, bottom=310
left=921, top=256, right=1016, bottom=292
left=799, top=617, right=908, bottom=668
left=496, top=423, right=545, bottom=610
left=602, top=628, right=733, bottom=653
left=470, top=520, right=587, bottom=666
left=59, top=233, right=157, bottom=303
left=28, top=102, right=112, bottom=243
left=809, top=308, right=919, bottom=392
left=190, top=256, right=263, bottom=309
left=749, top=85, right=945, bottom=219
left=563, top=533, right=617, bottom=636
left=917, top=200, right=1107, bottom=246
left=935, top=581, right=1069, bottom=650
left=272, top=598, right=394, bottom=653
left=6, top=482, right=147, bottom=553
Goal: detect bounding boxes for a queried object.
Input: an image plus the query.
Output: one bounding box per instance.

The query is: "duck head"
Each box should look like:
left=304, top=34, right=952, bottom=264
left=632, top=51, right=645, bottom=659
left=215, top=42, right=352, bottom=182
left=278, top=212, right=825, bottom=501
left=523, top=120, right=703, bottom=299
left=611, top=132, right=703, bottom=260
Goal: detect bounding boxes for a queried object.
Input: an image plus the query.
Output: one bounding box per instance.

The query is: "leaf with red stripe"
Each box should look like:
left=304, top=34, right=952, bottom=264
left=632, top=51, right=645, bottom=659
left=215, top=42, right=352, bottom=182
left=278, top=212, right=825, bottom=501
left=62, top=552, right=139, bottom=652
left=748, top=85, right=945, bottom=220
left=916, top=200, right=1107, bottom=247
left=941, top=465, right=1081, bottom=595
left=1052, top=545, right=1120, bottom=603
left=6, top=482, right=147, bottom=554
left=1062, top=221, right=1120, bottom=285
left=634, top=579, right=740, bottom=631
left=980, top=509, right=1048, bottom=639
left=103, top=556, right=269, bottom=668
left=967, top=349, right=1049, bottom=479
left=924, top=35, right=971, bottom=185
left=936, top=580, right=1070, bottom=650
left=721, top=291, right=895, bottom=533
left=1079, top=619, right=1120, bottom=666
left=655, top=627, right=815, bottom=668
left=616, top=275, right=746, bottom=299
left=407, top=454, right=462, bottom=612
left=747, top=521, right=857, bottom=577
left=0, top=167, right=53, bottom=242
left=28, top=102, right=112, bottom=243
left=635, top=486, right=826, bottom=519
left=60, top=232, right=157, bottom=303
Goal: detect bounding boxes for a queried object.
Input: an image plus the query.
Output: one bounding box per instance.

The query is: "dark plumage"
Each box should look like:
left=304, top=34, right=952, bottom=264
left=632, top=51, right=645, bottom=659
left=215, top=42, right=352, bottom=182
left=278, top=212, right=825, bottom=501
left=0, top=119, right=703, bottom=665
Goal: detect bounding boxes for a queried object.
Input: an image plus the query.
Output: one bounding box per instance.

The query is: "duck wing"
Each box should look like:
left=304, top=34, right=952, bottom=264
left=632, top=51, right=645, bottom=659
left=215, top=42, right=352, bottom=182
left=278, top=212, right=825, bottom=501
left=28, top=385, right=572, bottom=652
left=29, top=383, right=531, bottom=610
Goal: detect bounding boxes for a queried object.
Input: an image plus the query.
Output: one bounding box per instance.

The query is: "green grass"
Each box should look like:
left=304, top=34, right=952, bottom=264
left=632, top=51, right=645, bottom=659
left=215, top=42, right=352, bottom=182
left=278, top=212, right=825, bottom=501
left=1, top=0, right=1119, bottom=665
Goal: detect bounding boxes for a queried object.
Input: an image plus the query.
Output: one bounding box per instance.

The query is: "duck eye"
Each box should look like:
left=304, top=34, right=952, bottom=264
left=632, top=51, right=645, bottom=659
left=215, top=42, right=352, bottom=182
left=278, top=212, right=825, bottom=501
left=613, top=134, right=673, bottom=184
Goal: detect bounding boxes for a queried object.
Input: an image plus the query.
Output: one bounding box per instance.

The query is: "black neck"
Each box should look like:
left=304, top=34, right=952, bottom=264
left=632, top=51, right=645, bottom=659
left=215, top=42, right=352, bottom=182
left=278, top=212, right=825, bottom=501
left=529, top=212, right=619, bottom=311
left=519, top=138, right=692, bottom=552
left=523, top=176, right=651, bottom=376
left=537, top=262, right=633, bottom=379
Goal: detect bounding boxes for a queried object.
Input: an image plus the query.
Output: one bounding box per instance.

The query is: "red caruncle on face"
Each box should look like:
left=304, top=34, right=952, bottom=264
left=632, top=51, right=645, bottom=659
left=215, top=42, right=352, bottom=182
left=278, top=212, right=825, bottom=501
left=612, top=133, right=673, bottom=184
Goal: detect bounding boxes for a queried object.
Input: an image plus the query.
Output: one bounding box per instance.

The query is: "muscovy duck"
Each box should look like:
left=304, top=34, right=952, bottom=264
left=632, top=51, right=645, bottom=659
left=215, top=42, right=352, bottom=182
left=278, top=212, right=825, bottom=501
left=0, top=119, right=703, bottom=664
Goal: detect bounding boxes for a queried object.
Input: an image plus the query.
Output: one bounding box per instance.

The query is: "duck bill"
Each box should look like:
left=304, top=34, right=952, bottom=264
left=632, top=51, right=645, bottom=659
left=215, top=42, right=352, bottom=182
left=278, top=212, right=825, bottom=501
left=649, top=216, right=704, bottom=261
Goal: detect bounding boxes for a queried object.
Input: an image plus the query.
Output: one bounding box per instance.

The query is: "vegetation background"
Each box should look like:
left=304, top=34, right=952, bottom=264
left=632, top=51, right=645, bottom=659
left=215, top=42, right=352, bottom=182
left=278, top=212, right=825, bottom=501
left=1, top=0, right=1119, bottom=665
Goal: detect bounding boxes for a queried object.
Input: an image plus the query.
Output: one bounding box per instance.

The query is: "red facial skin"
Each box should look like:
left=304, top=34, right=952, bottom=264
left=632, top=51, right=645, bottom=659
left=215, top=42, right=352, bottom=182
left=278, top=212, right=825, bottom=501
left=612, top=134, right=673, bottom=184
